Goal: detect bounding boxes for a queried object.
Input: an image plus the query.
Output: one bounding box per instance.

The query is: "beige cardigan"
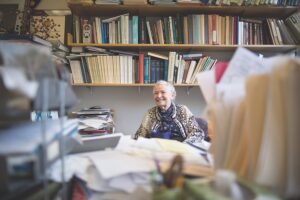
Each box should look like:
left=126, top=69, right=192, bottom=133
left=134, top=104, right=204, bottom=144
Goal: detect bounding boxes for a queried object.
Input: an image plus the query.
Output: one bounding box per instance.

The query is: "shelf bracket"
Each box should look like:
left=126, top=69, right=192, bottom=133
left=186, top=86, right=192, bottom=96
left=137, top=86, right=141, bottom=94
left=86, top=86, right=93, bottom=95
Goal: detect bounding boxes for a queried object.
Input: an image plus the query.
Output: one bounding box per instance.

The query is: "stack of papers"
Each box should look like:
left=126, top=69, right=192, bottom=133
left=48, top=135, right=213, bottom=197
left=73, top=107, right=114, bottom=136
left=197, top=47, right=300, bottom=198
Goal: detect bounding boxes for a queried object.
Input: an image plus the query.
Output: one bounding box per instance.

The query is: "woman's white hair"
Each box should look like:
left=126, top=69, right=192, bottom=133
left=154, top=80, right=176, bottom=99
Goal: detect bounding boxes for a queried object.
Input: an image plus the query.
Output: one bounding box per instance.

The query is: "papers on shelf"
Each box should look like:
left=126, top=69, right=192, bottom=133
left=79, top=118, right=110, bottom=129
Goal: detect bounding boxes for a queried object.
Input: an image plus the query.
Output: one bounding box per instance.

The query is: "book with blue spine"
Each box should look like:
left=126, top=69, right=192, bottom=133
left=144, top=56, right=150, bottom=83
left=132, top=16, right=139, bottom=44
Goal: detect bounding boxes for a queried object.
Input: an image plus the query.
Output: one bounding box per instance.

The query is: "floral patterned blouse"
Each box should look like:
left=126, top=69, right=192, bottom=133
left=134, top=103, right=204, bottom=144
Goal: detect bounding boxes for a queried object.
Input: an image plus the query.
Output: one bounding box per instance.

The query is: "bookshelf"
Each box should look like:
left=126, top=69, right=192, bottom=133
left=66, top=3, right=300, bottom=87
left=72, top=83, right=198, bottom=86
left=68, top=33, right=298, bottom=52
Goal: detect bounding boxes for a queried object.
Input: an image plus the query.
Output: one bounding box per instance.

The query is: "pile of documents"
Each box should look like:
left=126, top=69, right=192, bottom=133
left=48, top=135, right=213, bottom=199
left=197, top=47, right=300, bottom=199
left=72, top=106, right=114, bottom=136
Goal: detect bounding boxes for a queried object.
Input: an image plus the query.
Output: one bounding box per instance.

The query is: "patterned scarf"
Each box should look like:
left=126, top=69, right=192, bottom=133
left=156, top=103, right=184, bottom=141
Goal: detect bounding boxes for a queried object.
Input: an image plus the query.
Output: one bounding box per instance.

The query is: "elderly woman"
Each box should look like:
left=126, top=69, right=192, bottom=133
left=134, top=80, right=205, bottom=144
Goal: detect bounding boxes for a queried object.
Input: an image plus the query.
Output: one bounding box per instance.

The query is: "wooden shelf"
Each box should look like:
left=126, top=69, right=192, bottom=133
left=72, top=83, right=198, bottom=87
left=68, top=3, right=299, bottom=18
left=67, top=34, right=299, bottom=52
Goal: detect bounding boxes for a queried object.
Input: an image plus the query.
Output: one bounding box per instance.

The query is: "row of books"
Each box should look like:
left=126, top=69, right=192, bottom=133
left=72, top=14, right=137, bottom=44
left=146, top=15, right=299, bottom=45
left=67, top=0, right=299, bottom=6
left=71, top=12, right=300, bottom=45
left=169, top=0, right=298, bottom=6
left=68, top=51, right=217, bottom=84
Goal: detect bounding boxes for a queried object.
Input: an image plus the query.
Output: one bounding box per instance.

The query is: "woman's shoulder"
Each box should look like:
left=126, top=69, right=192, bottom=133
left=145, top=106, right=158, bottom=116
left=148, top=106, right=157, bottom=112
left=175, top=104, right=193, bottom=115
left=175, top=104, right=189, bottom=111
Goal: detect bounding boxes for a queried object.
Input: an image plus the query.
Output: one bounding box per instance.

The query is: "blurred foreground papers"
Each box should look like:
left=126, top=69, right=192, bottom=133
left=197, top=47, right=300, bottom=198
left=0, top=42, right=77, bottom=124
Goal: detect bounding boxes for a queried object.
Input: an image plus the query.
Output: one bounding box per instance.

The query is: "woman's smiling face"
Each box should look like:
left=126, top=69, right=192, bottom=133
left=153, top=84, right=175, bottom=111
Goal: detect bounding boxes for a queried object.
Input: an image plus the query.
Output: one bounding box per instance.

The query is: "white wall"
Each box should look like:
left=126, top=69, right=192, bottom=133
left=71, top=86, right=206, bottom=135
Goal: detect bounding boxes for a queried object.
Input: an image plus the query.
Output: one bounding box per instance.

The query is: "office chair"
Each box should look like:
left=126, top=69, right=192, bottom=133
left=195, top=117, right=211, bottom=142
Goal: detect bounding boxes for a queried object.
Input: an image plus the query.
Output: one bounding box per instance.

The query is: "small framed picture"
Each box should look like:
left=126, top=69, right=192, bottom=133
left=30, top=15, right=66, bottom=43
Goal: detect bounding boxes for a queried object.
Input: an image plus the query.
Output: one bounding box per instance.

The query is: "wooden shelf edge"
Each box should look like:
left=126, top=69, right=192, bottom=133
left=67, top=3, right=298, bottom=9
left=68, top=3, right=298, bottom=18
left=67, top=35, right=299, bottom=50
left=71, top=83, right=198, bottom=87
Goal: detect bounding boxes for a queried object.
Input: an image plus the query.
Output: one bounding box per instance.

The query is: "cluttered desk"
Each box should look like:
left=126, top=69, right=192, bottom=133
left=48, top=132, right=282, bottom=200
left=48, top=133, right=214, bottom=200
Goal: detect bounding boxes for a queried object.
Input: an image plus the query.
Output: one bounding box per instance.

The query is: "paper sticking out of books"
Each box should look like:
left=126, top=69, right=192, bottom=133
left=198, top=47, right=300, bottom=199
left=72, top=106, right=115, bottom=137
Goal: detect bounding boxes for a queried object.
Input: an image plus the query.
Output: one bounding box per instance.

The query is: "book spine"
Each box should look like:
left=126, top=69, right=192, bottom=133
left=163, top=17, right=169, bottom=44
left=150, top=59, right=156, bottom=84
left=183, top=16, right=189, bottom=44
left=188, top=15, right=193, bottom=44
left=132, top=16, right=139, bottom=44
left=164, top=60, right=168, bottom=81
left=138, top=53, right=144, bottom=84
left=81, top=57, right=92, bottom=83
left=144, top=56, right=149, bottom=84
